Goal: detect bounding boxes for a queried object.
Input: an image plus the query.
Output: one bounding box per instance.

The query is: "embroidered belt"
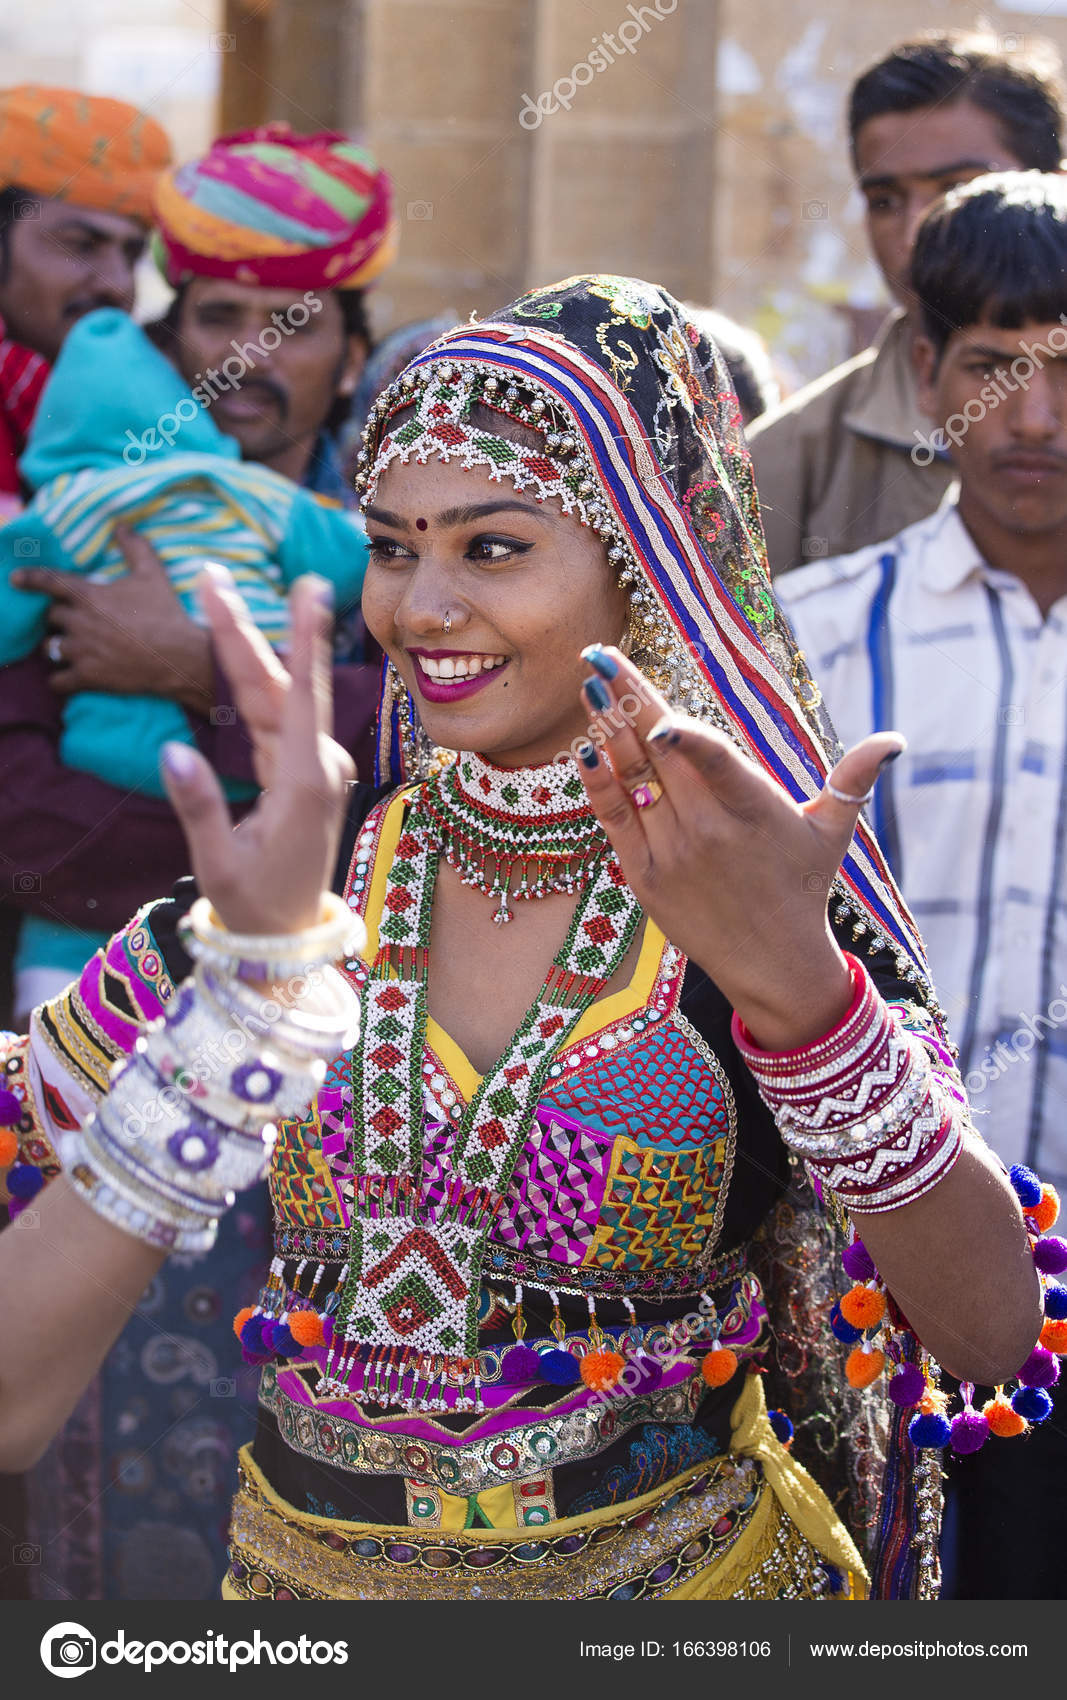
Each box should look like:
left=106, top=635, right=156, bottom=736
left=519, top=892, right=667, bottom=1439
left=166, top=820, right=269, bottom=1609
left=259, top=1363, right=706, bottom=1493
left=271, top=1232, right=752, bottom=1303
left=225, top=1443, right=764, bottom=1601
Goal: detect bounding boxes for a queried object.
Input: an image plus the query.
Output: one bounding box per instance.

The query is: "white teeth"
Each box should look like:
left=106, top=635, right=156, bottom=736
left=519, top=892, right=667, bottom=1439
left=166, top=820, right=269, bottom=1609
left=419, top=654, right=507, bottom=682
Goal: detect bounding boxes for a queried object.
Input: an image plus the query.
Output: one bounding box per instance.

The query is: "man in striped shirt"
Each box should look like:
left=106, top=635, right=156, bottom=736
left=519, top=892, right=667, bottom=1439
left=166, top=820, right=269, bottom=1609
left=777, top=172, right=1067, bottom=1598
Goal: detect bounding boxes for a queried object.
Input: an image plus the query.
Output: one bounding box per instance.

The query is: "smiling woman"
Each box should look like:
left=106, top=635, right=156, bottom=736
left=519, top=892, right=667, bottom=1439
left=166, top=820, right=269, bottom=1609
left=0, top=275, right=1049, bottom=1605
left=362, top=406, right=629, bottom=766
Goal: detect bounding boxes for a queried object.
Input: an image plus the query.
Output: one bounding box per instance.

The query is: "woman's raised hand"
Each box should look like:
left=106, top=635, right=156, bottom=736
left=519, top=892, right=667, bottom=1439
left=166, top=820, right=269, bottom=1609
left=160, top=571, right=355, bottom=936
left=576, top=646, right=904, bottom=1052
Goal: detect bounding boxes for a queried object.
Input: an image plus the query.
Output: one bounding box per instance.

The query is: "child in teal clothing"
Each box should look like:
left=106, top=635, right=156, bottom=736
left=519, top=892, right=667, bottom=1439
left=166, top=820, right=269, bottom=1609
left=0, top=306, right=367, bottom=796
left=1, top=307, right=368, bottom=1000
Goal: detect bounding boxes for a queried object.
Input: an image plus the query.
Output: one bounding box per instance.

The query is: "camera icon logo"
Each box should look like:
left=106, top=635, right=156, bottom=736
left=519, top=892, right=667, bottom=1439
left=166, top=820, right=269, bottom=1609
left=406, top=201, right=434, bottom=221
left=14, top=198, right=40, bottom=220
left=14, top=538, right=41, bottom=557
left=209, top=704, right=237, bottom=726
left=802, top=200, right=828, bottom=220
left=13, top=870, right=41, bottom=894
left=40, top=1622, right=97, bottom=1679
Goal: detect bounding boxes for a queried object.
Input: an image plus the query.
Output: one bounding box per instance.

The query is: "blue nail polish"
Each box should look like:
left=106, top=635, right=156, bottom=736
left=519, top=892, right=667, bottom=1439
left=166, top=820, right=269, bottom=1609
left=878, top=749, right=902, bottom=772
left=580, top=644, right=619, bottom=679
left=583, top=675, right=612, bottom=713
left=647, top=716, right=681, bottom=748
left=577, top=741, right=598, bottom=769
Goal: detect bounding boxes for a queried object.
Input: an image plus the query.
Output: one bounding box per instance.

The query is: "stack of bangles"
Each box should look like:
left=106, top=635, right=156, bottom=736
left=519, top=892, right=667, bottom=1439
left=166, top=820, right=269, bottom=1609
left=731, top=953, right=965, bottom=1213
left=65, top=894, right=365, bottom=1253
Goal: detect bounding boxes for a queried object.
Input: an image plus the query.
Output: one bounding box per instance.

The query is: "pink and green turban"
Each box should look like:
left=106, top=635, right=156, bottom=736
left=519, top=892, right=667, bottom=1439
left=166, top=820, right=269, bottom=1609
left=153, top=123, right=396, bottom=291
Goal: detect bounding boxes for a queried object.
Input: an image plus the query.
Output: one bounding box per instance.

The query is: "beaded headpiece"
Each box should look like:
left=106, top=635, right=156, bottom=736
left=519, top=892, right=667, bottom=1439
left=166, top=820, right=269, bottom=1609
left=356, top=274, right=936, bottom=1000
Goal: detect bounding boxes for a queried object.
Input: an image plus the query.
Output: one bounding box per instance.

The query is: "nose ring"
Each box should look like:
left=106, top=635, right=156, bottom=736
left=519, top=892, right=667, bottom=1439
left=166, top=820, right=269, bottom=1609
left=443, top=611, right=453, bottom=634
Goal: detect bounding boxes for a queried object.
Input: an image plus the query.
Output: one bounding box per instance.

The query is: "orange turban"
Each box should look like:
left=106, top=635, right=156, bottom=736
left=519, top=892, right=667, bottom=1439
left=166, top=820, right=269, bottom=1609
left=0, top=85, right=171, bottom=223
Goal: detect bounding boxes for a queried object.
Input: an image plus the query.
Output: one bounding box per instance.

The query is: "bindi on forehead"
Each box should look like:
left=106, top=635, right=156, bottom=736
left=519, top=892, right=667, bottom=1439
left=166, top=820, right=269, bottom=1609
left=416, top=517, right=428, bottom=531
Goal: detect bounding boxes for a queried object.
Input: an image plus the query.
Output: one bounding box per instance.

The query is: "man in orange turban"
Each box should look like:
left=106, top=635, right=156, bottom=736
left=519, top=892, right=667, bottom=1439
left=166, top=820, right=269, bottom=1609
left=0, top=85, right=172, bottom=489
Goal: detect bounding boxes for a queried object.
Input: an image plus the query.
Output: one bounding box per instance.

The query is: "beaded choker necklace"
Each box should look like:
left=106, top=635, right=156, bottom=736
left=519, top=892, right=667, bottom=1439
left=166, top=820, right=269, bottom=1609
left=422, top=752, right=607, bottom=924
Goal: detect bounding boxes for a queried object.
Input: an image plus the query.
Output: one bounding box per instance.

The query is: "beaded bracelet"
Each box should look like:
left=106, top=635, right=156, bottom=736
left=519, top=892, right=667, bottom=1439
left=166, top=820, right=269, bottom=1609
left=732, top=955, right=964, bottom=1213
left=65, top=901, right=365, bottom=1254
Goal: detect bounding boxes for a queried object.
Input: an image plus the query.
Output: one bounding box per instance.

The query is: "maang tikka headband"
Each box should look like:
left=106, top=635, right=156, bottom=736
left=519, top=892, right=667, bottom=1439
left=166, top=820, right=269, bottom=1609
left=353, top=355, right=720, bottom=719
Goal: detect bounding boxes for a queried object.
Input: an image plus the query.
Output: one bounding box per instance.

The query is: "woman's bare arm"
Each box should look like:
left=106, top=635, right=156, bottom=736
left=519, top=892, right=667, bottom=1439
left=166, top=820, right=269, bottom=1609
left=0, top=1177, right=164, bottom=1470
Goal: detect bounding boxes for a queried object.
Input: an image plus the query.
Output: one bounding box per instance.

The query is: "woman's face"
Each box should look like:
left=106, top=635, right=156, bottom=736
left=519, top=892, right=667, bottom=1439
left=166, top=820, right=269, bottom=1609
left=362, top=453, right=630, bottom=767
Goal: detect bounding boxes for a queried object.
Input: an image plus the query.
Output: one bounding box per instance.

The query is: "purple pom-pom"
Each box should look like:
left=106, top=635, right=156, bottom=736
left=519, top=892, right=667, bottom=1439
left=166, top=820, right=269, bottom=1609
left=1034, top=1236, right=1067, bottom=1275
left=5, top=1163, right=43, bottom=1199
left=768, top=1409, right=794, bottom=1445
left=239, top=1315, right=271, bottom=1354
left=842, top=1239, right=876, bottom=1281
left=908, top=1411, right=951, bottom=1448
left=1044, top=1283, right=1067, bottom=1321
left=271, top=1323, right=299, bottom=1357
left=829, top=1302, right=863, bottom=1346
left=949, top=1410, right=990, bottom=1454
left=1012, top=1385, right=1053, bottom=1423
left=1017, top=1345, right=1060, bottom=1389
left=888, top=1364, right=926, bottom=1407
left=499, top=1344, right=543, bottom=1385
left=0, top=1087, right=22, bottom=1125
left=622, top=1353, right=663, bottom=1393
left=1010, top=1164, right=1044, bottom=1208
left=538, top=1348, right=581, bottom=1385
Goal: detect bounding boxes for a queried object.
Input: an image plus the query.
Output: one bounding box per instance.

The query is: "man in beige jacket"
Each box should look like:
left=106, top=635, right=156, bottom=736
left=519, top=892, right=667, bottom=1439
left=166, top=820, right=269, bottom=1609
left=748, top=31, right=1064, bottom=574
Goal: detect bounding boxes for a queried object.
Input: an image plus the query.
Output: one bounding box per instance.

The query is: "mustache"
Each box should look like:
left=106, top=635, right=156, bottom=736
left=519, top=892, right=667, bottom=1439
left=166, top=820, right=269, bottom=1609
left=65, top=296, right=126, bottom=319
left=221, top=375, right=289, bottom=418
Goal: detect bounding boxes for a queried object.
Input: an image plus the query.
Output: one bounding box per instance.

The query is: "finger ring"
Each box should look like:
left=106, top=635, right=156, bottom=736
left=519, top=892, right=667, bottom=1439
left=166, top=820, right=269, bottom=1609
left=629, top=778, right=664, bottom=809
left=824, top=778, right=873, bottom=806
left=45, top=633, right=64, bottom=666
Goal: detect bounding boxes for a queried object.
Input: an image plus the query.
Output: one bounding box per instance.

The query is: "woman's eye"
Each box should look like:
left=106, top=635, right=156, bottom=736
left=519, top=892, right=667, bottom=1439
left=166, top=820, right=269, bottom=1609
left=367, top=537, right=413, bottom=562
left=467, top=535, right=532, bottom=563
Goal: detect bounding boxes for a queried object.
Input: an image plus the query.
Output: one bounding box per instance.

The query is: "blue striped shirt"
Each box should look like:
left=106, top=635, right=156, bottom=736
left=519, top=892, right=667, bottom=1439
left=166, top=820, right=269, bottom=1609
left=778, top=493, right=1067, bottom=1183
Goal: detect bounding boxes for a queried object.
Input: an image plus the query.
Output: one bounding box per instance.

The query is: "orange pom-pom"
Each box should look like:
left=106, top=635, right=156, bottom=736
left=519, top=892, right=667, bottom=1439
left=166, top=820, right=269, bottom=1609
left=983, top=1395, right=1027, bottom=1438
left=1040, top=1317, right=1067, bottom=1354
left=1030, top=1185, right=1061, bottom=1233
left=580, top=1349, right=626, bottom=1391
left=918, top=1386, right=948, bottom=1416
left=845, top=1346, right=886, bottom=1389
left=701, top=1346, right=739, bottom=1387
left=839, top=1284, right=886, bottom=1329
left=286, top=1310, right=325, bottom=1347
left=232, top=1307, right=256, bottom=1340
left=0, top=1128, right=18, bottom=1168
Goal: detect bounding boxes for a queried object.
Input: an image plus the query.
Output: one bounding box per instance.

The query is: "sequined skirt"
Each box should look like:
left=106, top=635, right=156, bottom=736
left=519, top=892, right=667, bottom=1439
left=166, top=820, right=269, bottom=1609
left=222, top=1377, right=868, bottom=1601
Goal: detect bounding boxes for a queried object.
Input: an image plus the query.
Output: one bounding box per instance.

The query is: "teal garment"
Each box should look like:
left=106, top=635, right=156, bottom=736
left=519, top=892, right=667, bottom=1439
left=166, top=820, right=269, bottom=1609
left=14, top=913, right=111, bottom=990
left=0, top=309, right=368, bottom=799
